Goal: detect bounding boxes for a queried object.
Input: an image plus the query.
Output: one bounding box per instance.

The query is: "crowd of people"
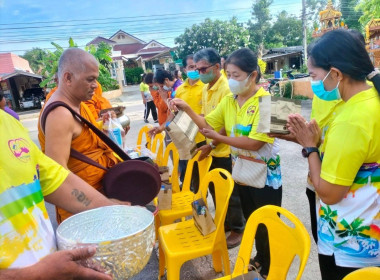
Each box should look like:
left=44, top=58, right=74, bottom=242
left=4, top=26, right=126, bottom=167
left=1, top=28, right=380, bottom=280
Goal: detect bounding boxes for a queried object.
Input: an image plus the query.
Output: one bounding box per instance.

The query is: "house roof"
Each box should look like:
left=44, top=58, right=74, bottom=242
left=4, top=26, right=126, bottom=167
left=0, top=53, right=34, bottom=75
left=262, top=51, right=302, bottom=61
left=137, top=46, right=170, bottom=54
left=86, top=36, right=117, bottom=46
left=0, top=70, right=42, bottom=81
left=113, top=43, right=146, bottom=55
left=109, top=30, right=146, bottom=44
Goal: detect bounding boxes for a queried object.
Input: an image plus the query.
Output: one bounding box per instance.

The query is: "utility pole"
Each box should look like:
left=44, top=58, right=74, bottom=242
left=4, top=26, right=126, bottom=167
left=302, top=0, right=308, bottom=65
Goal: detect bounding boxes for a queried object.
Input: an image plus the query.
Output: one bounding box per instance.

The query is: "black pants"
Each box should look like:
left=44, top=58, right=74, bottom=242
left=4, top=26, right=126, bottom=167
left=306, top=188, right=318, bottom=244
left=318, top=254, right=361, bottom=280
left=144, top=100, right=157, bottom=121
left=238, top=185, right=283, bottom=275
left=208, top=156, right=245, bottom=233
left=178, top=141, right=206, bottom=184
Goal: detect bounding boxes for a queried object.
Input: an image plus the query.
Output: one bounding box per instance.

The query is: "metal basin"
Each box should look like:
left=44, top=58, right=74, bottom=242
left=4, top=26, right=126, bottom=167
left=56, top=205, right=154, bottom=279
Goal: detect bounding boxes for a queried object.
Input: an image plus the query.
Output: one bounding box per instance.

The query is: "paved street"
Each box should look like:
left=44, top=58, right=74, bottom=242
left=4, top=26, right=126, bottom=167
left=21, top=86, right=321, bottom=279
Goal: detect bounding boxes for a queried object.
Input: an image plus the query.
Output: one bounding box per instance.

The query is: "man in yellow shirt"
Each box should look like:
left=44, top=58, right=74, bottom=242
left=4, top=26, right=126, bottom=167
left=175, top=54, right=206, bottom=183
left=194, top=48, right=245, bottom=248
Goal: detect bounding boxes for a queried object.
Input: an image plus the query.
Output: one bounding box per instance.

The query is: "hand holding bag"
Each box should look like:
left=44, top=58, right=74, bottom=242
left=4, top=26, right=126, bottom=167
left=232, top=155, right=267, bottom=189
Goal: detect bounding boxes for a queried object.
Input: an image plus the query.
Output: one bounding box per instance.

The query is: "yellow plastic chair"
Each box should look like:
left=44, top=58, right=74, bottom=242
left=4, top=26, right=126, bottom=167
left=151, top=131, right=165, bottom=165
left=136, top=125, right=152, bottom=150
left=214, top=205, right=311, bottom=280
left=158, top=168, right=234, bottom=280
left=156, top=151, right=212, bottom=224
left=343, top=267, right=380, bottom=280
left=161, top=142, right=180, bottom=193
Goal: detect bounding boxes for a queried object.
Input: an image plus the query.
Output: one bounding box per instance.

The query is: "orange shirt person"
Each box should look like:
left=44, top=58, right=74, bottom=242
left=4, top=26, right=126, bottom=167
left=38, top=48, right=120, bottom=223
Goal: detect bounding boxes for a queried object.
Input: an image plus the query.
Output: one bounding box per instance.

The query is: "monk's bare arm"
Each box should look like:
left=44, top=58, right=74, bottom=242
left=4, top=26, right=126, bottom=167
left=44, top=107, right=76, bottom=169
left=44, top=173, right=116, bottom=214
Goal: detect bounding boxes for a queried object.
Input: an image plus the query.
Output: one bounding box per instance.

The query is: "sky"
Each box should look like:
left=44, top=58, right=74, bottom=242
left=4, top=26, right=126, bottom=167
left=0, top=0, right=303, bottom=55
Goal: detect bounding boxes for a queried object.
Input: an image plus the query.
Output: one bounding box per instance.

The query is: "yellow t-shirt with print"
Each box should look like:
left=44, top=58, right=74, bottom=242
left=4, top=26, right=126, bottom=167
left=201, top=75, right=231, bottom=157
left=176, top=78, right=205, bottom=144
left=318, top=87, right=380, bottom=267
left=205, top=88, right=282, bottom=189
left=0, top=110, right=70, bottom=268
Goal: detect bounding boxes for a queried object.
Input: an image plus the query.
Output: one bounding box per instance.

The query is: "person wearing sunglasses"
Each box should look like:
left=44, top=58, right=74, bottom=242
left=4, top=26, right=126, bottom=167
left=193, top=48, right=245, bottom=249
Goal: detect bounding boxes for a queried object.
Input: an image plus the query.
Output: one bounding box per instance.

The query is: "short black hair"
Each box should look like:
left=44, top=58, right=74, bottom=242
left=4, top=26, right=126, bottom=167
left=225, top=48, right=261, bottom=83
left=0, top=93, right=3, bottom=102
left=194, top=48, right=220, bottom=65
left=141, top=73, right=146, bottom=83
left=182, top=54, right=194, bottom=68
left=144, top=73, right=154, bottom=84
left=153, top=69, right=173, bottom=84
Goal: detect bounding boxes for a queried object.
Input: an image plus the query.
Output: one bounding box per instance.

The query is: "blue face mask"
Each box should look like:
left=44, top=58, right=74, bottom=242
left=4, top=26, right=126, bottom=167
left=152, top=85, right=159, bottom=90
left=311, top=70, right=341, bottom=101
left=163, top=85, right=172, bottom=91
left=187, top=70, right=200, bottom=80
left=199, top=71, right=215, bottom=84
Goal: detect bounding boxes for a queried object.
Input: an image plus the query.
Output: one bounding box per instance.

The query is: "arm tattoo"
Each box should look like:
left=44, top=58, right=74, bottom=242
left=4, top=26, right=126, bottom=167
left=71, top=189, right=92, bottom=207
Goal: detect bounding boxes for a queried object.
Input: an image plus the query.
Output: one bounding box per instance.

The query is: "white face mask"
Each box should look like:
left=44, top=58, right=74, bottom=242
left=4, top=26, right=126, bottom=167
left=228, top=73, right=252, bottom=95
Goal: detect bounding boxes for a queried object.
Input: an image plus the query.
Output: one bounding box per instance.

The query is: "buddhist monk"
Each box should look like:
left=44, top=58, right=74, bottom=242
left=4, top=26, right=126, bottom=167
left=83, top=80, right=112, bottom=120
left=38, top=48, right=122, bottom=223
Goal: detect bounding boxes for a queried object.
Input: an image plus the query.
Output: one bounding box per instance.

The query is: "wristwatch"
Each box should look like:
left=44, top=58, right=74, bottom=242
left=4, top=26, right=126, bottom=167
left=209, top=142, right=216, bottom=149
left=302, top=147, right=319, bottom=158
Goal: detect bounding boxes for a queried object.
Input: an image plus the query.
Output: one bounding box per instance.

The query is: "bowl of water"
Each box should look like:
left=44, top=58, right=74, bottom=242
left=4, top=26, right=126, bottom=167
left=56, top=205, right=155, bottom=279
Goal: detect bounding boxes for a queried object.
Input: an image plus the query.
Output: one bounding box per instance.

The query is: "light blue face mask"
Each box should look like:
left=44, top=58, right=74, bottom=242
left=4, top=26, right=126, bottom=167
left=163, top=85, right=172, bottom=91
left=199, top=71, right=215, bottom=84
left=311, top=70, right=341, bottom=101
left=187, top=70, right=200, bottom=80
left=152, top=85, right=159, bottom=90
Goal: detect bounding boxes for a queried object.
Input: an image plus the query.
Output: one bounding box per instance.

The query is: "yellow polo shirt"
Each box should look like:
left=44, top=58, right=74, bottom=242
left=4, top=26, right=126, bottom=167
left=311, top=95, right=344, bottom=142
left=201, top=75, right=231, bottom=157
left=176, top=79, right=205, bottom=144
left=220, top=69, right=227, bottom=78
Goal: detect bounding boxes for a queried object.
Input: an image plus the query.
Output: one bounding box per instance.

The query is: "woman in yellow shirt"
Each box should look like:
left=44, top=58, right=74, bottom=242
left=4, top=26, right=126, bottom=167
left=289, top=29, right=380, bottom=279
left=171, top=48, right=281, bottom=278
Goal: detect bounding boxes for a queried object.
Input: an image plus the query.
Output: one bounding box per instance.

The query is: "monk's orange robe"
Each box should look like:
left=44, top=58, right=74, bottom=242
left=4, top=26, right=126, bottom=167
left=45, top=87, right=57, bottom=101
left=38, top=102, right=119, bottom=223
left=84, top=81, right=112, bottom=119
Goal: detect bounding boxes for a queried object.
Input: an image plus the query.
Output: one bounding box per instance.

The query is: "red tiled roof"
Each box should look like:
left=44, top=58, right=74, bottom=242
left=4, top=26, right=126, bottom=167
left=113, top=43, right=146, bottom=55
left=86, top=36, right=116, bottom=46
left=0, top=53, right=33, bottom=75
left=137, top=47, right=170, bottom=54
left=139, top=53, right=159, bottom=59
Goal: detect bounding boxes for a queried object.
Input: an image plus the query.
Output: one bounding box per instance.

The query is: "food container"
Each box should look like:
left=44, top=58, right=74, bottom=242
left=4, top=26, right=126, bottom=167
left=117, top=114, right=130, bottom=129
left=56, top=205, right=155, bottom=279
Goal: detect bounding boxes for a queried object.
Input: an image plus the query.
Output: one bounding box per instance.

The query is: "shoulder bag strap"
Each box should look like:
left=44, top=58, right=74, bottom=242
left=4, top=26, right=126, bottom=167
left=41, top=101, right=131, bottom=168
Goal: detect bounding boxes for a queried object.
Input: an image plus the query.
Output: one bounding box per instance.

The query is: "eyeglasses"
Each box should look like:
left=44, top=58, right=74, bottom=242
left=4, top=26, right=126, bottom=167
left=196, top=64, right=216, bottom=74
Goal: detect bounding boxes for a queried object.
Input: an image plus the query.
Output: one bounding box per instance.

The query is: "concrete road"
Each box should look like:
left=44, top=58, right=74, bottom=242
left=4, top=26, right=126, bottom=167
left=21, top=86, right=321, bottom=279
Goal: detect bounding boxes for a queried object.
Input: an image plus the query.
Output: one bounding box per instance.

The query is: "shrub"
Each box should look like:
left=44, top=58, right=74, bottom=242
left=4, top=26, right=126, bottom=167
left=125, top=67, right=144, bottom=85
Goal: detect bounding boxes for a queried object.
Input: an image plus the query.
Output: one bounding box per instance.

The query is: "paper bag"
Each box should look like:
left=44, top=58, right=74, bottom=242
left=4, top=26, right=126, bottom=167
left=165, top=111, right=198, bottom=160
left=231, top=271, right=263, bottom=279
left=192, top=198, right=216, bottom=236
left=157, top=183, right=172, bottom=210
left=257, top=96, right=301, bottom=134
left=159, top=166, right=170, bottom=183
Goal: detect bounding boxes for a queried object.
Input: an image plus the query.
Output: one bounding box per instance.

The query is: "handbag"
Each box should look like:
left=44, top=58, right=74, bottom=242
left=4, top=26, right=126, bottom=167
left=41, top=101, right=161, bottom=206
left=232, top=155, right=267, bottom=189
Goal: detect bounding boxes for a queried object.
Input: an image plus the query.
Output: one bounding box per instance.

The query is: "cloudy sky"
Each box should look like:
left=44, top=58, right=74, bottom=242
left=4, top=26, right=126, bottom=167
left=0, top=0, right=302, bottom=55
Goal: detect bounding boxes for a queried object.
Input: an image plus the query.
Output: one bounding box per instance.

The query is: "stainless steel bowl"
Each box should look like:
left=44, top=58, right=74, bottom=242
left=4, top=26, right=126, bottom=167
left=56, top=205, right=154, bottom=279
left=118, top=114, right=130, bottom=129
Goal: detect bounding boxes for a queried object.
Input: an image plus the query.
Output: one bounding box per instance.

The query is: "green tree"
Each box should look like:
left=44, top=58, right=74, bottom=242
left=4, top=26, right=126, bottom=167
left=341, top=0, right=362, bottom=31
left=356, top=0, right=380, bottom=26
left=248, top=0, right=273, bottom=58
left=265, top=11, right=303, bottom=48
left=174, top=17, right=250, bottom=59
left=86, top=42, right=119, bottom=91
left=22, top=48, right=48, bottom=74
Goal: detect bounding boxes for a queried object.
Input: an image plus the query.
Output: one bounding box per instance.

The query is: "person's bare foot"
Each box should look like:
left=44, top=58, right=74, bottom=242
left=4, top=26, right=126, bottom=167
left=226, top=231, right=243, bottom=249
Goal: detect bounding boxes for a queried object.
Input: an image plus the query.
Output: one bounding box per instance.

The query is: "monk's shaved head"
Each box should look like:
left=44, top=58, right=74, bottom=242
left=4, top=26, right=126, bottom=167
left=58, top=48, right=98, bottom=80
